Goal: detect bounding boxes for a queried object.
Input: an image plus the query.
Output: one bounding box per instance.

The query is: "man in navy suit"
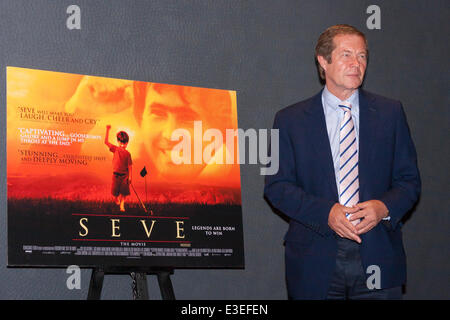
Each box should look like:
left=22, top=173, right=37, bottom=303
left=264, top=25, right=420, bottom=299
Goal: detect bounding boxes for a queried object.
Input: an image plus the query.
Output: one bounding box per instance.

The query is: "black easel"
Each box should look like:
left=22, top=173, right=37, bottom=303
left=87, top=266, right=175, bottom=300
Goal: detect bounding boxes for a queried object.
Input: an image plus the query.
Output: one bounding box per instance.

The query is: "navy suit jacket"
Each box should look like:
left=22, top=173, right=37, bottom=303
left=264, top=89, right=421, bottom=299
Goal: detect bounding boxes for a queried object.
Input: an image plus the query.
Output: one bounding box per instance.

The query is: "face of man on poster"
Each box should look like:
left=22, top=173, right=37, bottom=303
left=135, top=82, right=235, bottom=182
left=140, top=84, right=202, bottom=180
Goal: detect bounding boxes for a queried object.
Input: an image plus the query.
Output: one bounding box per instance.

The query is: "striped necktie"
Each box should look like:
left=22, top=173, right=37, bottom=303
left=338, top=102, right=360, bottom=225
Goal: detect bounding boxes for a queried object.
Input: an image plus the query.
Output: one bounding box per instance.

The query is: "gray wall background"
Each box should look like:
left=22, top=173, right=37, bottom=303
left=0, top=0, right=448, bottom=299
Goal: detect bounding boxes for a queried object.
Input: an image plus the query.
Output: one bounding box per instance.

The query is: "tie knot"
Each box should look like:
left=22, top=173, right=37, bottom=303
left=338, top=103, right=352, bottom=113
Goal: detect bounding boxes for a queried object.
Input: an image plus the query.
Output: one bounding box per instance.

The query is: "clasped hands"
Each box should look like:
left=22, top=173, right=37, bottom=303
left=328, top=200, right=389, bottom=243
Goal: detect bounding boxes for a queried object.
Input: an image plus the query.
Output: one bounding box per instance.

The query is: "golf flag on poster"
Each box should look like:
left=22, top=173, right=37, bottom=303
left=7, top=66, right=244, bottom=268
left=140, top=166, right=147, bottom=177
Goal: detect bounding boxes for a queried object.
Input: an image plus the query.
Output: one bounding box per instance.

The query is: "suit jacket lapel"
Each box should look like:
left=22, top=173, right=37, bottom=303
left=358, top=89, right=379, bottom=201
left=305, top=90, right=339, bottom=202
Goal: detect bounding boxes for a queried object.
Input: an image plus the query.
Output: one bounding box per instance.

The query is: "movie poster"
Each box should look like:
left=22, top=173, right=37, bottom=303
left=7, top=66, right=244, bottom=268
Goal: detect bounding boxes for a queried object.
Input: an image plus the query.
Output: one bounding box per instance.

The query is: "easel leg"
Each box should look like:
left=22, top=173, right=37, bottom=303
left=157, top=271, right=175, bottom=300
left=87, top=268, right=105, bottom=300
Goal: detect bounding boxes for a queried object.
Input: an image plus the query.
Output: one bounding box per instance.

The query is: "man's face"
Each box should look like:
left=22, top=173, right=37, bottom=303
left=140, top=85, right=205, bottom=180
left=319, top=34, right=367, bottom=98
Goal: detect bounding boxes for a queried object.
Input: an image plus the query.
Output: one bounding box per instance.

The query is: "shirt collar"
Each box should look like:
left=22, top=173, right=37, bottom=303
left=322, top=85, right=359, bottom=114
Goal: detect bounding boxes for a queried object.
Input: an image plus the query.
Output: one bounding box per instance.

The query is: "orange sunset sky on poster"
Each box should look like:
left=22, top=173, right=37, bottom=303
left=7, top=67, right=241, bottom=204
